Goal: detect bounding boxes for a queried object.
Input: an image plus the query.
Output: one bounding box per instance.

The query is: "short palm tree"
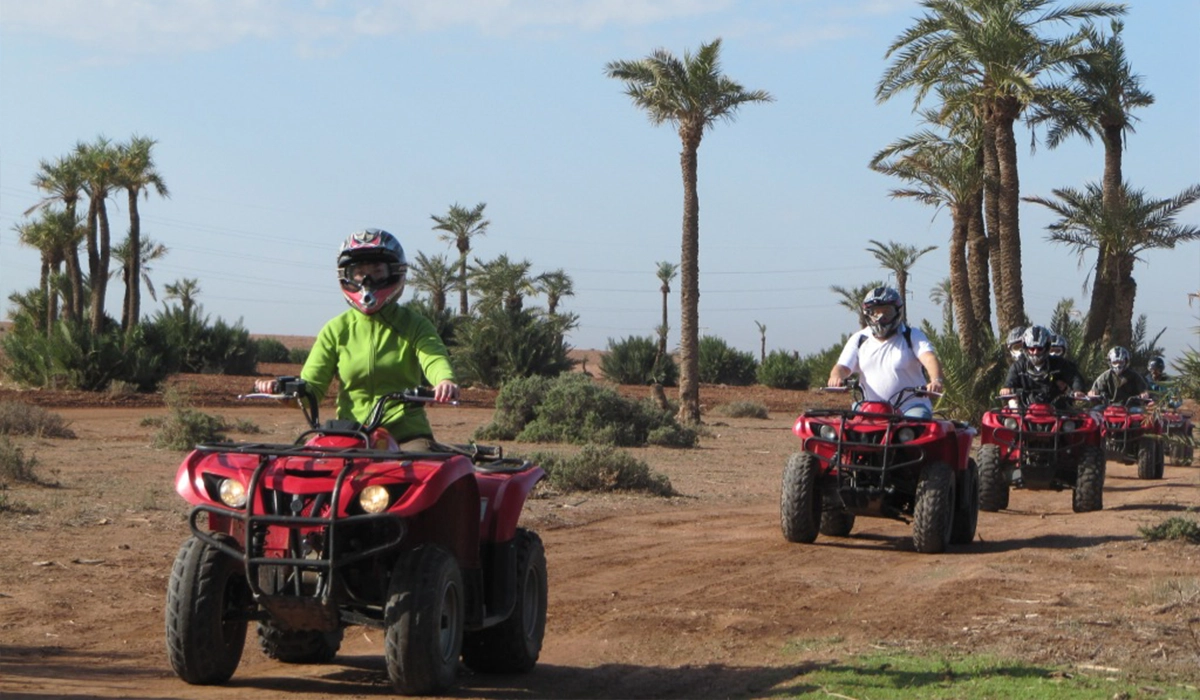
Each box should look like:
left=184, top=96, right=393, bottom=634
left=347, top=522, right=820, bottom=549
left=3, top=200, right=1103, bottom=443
left=15, top=209, right=85, bottom=333
left=1026, top=181, right=1200, bottom=348
left=535, top=269, right=574, bottom=316
left=110, top=236, right=168, bottom=329
left=431, top=202, right=490, bottom=315
left=27, top=154, right=87, bottom=321
left=607, top=38, right=773, bottom=425
left=75, top=135, right=122, bottom=333
left=164, top=278, right=202, bottom=317
left=654, top=261, right=678, bottom=364
left=468, top=254, right=535, bottom=316
left=408, top=251, right=457, bottom=315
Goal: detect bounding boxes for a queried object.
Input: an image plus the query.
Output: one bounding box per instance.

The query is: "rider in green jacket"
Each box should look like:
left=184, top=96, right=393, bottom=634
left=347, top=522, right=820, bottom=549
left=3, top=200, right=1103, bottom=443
left=255, top=229, right=459, bottom=449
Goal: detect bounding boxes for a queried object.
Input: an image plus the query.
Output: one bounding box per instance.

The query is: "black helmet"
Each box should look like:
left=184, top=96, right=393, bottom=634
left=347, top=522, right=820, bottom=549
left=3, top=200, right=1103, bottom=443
left=861, top=286, right=903, bottom=338
left=1148, top=356, right=1166, bottom=374
left=1022, top=325, right=1052, bottom=371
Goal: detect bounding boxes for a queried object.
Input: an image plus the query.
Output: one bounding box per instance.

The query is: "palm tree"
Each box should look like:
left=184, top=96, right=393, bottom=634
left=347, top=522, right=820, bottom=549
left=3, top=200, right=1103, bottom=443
left=1026, top=181, right=1200, bottom=348
left=870, top=110, right=988, bottom=358
left=110, top=236, right=168, bottom=328
left=468, top=254, right=535, bottom=316
left=535, top=269, right=574, bottom=316
left=654, top=261, right=678, bottom=364
left=1027, top=20, right=1154, bottom=346
left=14, top=209, right=84, bottom=333
left=75, top=136, right=121, bottom=334
left=754, top=321, right=767, bottom=363
left=27, top=154, right=87, bottom=322
left=114, top=135, right=169, bottom=333
left=831, top=281, right=884, bottom=330
left=865, top=239, right=937, bottom=324
left=431, top=202, right=490, bottom=315
left=164, top=278, right=202, bottom=316
left=408, top=251, right=457, bottom=315
left=930, top=277, right=955, bottom=332
left=607, top=38, right=773, bottom=425
left=877, top=0, right=1125, bottom=335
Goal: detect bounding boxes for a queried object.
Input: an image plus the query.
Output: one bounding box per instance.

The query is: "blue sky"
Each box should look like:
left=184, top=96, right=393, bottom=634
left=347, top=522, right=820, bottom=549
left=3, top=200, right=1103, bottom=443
left=2, top=0, right=1198, bottom=362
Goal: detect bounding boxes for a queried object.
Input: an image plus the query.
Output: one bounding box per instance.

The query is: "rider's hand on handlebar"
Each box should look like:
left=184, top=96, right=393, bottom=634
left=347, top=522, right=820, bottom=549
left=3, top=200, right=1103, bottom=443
left=432, top=379, right=460, bottom=403
left=926, top=377, right=944, bottom=394
left=253, top=378, right=279, bottom=394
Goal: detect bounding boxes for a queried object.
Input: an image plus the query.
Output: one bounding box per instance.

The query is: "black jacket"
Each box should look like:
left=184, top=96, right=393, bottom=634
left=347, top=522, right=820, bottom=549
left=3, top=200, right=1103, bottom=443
left=1004, top=355, right=1085, bottom=407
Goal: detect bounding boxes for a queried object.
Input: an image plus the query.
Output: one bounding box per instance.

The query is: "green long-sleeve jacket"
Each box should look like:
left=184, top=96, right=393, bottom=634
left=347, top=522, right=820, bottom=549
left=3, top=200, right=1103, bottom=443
left=301, top=304, right=456, bottom=442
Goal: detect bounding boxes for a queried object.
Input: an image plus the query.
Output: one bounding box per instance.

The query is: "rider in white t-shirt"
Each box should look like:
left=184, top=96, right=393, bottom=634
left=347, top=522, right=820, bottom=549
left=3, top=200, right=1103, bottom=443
left=827, top=286, right=944, bottom=418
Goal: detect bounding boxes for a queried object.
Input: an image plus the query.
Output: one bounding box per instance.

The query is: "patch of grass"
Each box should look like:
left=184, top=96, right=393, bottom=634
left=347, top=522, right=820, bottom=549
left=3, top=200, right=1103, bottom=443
left=713, top=400, right=769, bottom=419
left=782, top=635, right=845, bottom=653
left=522, top=444, right=676, bottom=496
left=781, top=651, right=1200, bottom=699
left=1139, top=516, right=1200, bottom=544
left=0, top=401, right=76, bottom=438
left=0, top=490, right=36, bottom=515
left=230, top=418, right=261, bottom=434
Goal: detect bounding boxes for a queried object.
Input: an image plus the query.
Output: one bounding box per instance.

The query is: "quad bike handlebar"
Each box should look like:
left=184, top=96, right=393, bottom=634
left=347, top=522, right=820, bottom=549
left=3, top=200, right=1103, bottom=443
left=239, top=377, right=457, bottom=432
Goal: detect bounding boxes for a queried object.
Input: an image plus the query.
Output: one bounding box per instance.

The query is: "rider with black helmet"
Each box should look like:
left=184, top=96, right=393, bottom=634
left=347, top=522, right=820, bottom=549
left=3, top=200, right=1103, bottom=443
left=1001, top=325, right=1086, bottom=408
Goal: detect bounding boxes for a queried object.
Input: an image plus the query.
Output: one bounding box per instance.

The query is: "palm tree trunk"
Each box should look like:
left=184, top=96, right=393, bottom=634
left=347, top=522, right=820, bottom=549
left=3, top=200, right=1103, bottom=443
left=993, top=103, right=1026, bottom=332
left=677, top=133, right=702, bottom=425
left=1083, top=253, right=1110, bottom=345
left=950, top=203, right=980, bottom=359
left=982, top=115, right=1004, bottom=329
left=967, top=155, right=991, bottom=332
left=1111, top=258, right=1136, bottom=349
left=125, top=190, right=142, bottom=332
left=90, top=201, right=112, bottom=334
left=896, top=271, right=909, bottom=324
left=1099, top=123, right=1125, bottom=345
left=457, top=253, right=469, bottom=316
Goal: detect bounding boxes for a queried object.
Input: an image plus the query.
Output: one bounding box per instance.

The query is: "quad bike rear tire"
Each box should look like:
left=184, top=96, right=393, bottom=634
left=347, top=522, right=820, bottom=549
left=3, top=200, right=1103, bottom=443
left=912, top=461, right=954, bottom=554
left=976, top=445, right=1009, bottom=512
left=1136, top=437, right=1160, bottom=480
left=949, top=458, right=979, bottom=545
left=818, top=508, right=855, bottom=537
left=384, top=545, right=465, bottom=695
left=780, top=452, right=821, bottom=544
left=257, top=622, right=343, bottom=664
left=1072, top=445, right=1105, bottom=513
left=165, top=535, right=251, bottom=685
left=461, top=529, right=547, bottom=674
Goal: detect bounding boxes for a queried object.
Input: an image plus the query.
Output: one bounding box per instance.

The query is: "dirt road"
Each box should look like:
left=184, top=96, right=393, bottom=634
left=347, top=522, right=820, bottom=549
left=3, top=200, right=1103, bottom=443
left=1, top=390, right=1198, bottom=699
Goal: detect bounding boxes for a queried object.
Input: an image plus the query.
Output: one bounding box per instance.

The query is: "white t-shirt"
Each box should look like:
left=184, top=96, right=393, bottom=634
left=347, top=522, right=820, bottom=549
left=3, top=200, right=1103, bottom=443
left=835, top=325, right=934, bottom=412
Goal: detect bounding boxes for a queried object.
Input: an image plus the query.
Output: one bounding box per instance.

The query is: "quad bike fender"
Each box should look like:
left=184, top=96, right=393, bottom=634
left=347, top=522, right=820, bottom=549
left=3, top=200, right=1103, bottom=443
left=173, top=449, right=260, bottom=507
left=475, top=467, right=546, bottom=542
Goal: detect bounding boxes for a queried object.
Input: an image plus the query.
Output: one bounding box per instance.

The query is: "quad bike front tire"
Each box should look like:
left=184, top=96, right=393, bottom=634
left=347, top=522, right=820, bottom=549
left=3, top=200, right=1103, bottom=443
left=165, top=535, right=252, bottom=685
left=912, top=461, right=955, bottom=554
left=385, top=545, right=465, bottom=696
left=1155, top=436, right=1166, bottom=478
left=976, top=445, right=1009, bottom=512
left=1136, top=437, right=1160, bottom=479
left=1072, top=445, right=1105, bottom=513
left=950, top=458, right=979, bottom=545
left=461, top=529, right=547, bottom=674
left=257, top=621, right=343, bottom=664
left=780, top=452, right=822, bottom=544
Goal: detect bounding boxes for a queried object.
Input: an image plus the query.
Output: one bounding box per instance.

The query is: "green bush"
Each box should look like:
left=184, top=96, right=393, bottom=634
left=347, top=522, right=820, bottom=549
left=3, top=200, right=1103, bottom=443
left=600, top=335, right=678, bottom=386
left=1139, top=516, right=1200, bottom=544
left=524, top=444, right=675, bottom=496
left=0, top=317, right=168, bottom=391
left=474, top=373, right=697, bottom=448
left=756, top=350, right=809, bottom=389
left=797, top=338, right=848, bottom=390
left=451, top=308, right=574, bottom=388
left=144, top=307, right=257, bottom=376
left=151, top=389, right=229, bottom=450
left=288, top=347, right=310, bottom=364
left=0, top=402, right=76, bottom=438
left=923, top=322, right=1008, bottom=424
left=0, top=436, right=55, bottom=487
left=254, top=338, right=291, bottom=363
left=697, top=335, right=757, bottom=386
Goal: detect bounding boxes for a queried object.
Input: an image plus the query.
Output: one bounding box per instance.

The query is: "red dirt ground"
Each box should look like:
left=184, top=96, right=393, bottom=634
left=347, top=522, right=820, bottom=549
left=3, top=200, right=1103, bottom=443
left=1, top=362, right=1199, bottom=699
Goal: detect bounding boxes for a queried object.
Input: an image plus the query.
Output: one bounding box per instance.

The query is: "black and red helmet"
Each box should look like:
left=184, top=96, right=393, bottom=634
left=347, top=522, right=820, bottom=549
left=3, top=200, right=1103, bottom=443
left=337, top=229, right=408, bottom=314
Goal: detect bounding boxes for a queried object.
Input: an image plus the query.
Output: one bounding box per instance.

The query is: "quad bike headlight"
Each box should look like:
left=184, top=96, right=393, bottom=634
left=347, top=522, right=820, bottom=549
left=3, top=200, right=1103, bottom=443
left=819, top=424, right=837, bottom=440
left=1003, top=417, right=1018, bottom=430
left=218, top=479, right=247, bottom=508
left=895, top=427, right=917, bottom=443
left=358, top=485, right=391, bottom=514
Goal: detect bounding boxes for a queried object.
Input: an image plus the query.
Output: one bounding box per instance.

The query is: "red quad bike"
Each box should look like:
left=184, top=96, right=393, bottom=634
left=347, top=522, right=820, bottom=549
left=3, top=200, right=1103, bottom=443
left=164, top=378, right=547, bottom=696
left=779, top=380, right=979, bottom=554
left=1158, top=398, right=1194, bottom=467
left=977, top=392, right=1106, bottom=513
left=1100, top=397, right=1166, bottom=479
